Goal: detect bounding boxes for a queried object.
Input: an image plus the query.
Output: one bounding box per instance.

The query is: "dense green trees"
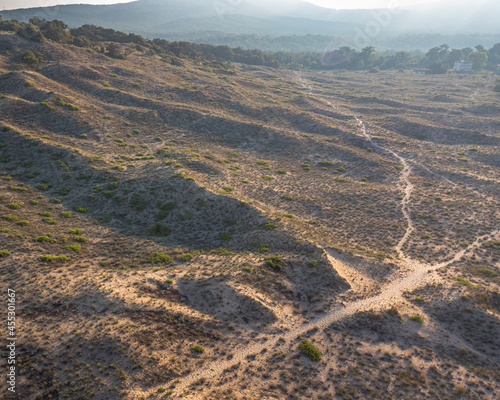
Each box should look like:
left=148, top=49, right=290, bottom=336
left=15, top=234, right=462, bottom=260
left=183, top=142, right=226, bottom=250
left=2, top=16, right=500, bottom=73
left=469, top=51, right=488, bottom=70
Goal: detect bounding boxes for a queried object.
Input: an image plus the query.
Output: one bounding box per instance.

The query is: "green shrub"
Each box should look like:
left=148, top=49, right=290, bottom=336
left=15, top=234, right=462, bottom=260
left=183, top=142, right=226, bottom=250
left=262, top=175, right=274, bottom=181
left=409, top=315, right=424, bottom=323
left=265, top=256, right=284, bottom=271
left=42, top=217, right=58, bottom=225
left=307, top=260, right=319, bottom=268
left=256, top=244, right=270, bottom=253
left=276, top=169, right=287, bottom=174
left=191, top=345, right=204, bottom=353
left=242, top=267, right=252, bottom=272
left=50, top=198, right=62, bottom=204
left=454, top=277, right=473, bottom=286
left=7, top=203, right=21, bottom=210
left=56, top=186, right=71, bottom=196
left=149, top=252, right=171, bottom=264
left=218, top=232, right=232, bottom=241
left=36, top=184, right=50, bottom=191
left=2, top=215, right=18, bottom=222
left=74, top=236, right=88, bottom=243
left=210, top=247, right=233, bottom=256
left=131, top=194, right=149, bottom=211
left=263, top=220, right=278, bottom=230
left=40, top=255, right=70, bottom=262
left=68, top=228, right=84, bottom=235
left=0, top=229, right=12, bottom=233
left=39, top=211, right=51, bottom=217
left=8, top=185, right=26, bottom=192
left=149, top=223, right=172, bottom=237
left=176, top=254, right=193, bottom=262
left=477, top=268, right=497, bottom=277
left=0, top=249, right=11, bottom=257
left=73, top=206, right=89, bottom=213
left=60, top=211, right=73, bottom=218
left=17, top=220, right=29, bottom=226
left=157, top=202, right=176, bottom=219
left=54, top=97, right=79, bottom=111
left=222, top=186, right=233, bottom=193
left=36, top=236, right=51, bottom=242
left=64, top=243, right=81, bottom=253
left=299, top=341, right=322, bottom=361
left=21, top=50, right=44, bottom=65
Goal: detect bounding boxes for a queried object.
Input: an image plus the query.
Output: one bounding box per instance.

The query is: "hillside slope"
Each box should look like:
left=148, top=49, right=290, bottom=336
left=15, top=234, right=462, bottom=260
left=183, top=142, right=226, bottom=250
left=0, top=32, right=499, bottom=399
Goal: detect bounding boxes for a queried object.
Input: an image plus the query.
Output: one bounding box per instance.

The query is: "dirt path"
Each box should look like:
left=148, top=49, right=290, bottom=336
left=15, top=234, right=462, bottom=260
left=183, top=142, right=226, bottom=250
left=161, top=74, right=499, bottom=398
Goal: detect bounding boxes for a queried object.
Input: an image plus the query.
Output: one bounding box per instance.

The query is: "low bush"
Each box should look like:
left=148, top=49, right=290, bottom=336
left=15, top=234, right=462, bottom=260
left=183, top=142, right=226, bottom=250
left=2, top=215, right=18, bottom=222
left=73, top=206, right=89, bottom=213
left=40, top=254, right=71, bottom=262
left=74, top=236, right=88, bottom=243
left=149, top=223, right=172, bottom=237
left=218, top=232, right=232, bottom=241
left=0, top=249, right=11, bottom=257
left=455, top=277, right=473, bottom=286
left=263, top=220, right=278, bottom=230
left=64, top=243, right=81, bottom=253
left=17, top=220, right=29, bottom=226
left=299, top=340, right=322, bottom=361
left=210, top=247, right=233, bottom=256
left=56, top=186, right=71, bottom=196
left=68, top=228, right=84, bottom=235
left=131, top=194, right=149, bottom=211
left=176, top=253, right=193, bottom=262
left=265, top=256, right=284, bottom=271
left=409, top=315, right=424, bottom=323
left=7, top=203, right=21, bottom=210
left=157, top=202, right=176, bottom=219
left=54, top=97, right=79, bottom=111
left=256, top=244, right=270, bottom=253
left=149, top=252, right=171, bottom=264
left=191, top=345, right=204, bottom=353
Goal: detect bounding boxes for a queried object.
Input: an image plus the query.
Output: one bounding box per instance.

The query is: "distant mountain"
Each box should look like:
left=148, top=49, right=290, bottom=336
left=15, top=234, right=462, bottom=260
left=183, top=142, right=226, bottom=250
left=1, top=0, right=499, bottom=50
left=0, top=0, right=399, bottom=36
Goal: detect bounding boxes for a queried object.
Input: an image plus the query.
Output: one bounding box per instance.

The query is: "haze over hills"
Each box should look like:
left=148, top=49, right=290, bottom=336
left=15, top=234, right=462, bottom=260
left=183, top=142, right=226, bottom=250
left=1, top=0, right=500, bottom=50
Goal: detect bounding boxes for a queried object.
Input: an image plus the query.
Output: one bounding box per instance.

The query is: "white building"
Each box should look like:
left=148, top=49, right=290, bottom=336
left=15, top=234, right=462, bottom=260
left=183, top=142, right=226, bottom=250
left=453, top=60, right=473, bottom=72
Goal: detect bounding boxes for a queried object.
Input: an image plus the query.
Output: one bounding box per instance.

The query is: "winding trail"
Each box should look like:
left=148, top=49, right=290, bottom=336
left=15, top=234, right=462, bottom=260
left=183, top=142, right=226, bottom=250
left=163, top=73, right=499, bottom=397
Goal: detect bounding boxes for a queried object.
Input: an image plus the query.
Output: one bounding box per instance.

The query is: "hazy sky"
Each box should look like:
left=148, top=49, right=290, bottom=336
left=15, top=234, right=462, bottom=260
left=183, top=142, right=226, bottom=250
left=0, top=0, right=451, bottom=11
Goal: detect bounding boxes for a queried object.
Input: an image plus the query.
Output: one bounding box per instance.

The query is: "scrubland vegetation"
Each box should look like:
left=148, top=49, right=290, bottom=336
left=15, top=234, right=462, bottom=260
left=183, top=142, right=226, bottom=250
left=0, top=18, right=498, bottom=400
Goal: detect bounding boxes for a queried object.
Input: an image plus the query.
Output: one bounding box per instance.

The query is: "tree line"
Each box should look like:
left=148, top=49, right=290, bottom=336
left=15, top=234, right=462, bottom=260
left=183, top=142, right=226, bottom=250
left=0, top=17, right=279, bottom=68
left=1, top=16, right=498, bottom=73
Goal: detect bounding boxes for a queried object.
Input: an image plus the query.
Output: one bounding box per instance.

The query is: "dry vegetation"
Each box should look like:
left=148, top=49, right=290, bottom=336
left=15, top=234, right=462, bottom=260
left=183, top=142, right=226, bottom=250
left=0, top=32, right=499, bottom=399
